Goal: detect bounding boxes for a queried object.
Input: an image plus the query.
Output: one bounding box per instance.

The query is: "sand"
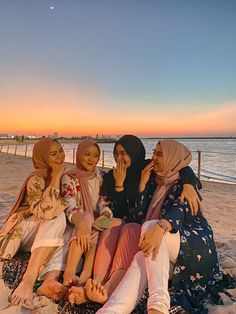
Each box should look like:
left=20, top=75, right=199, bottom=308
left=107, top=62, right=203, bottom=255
left=0, top=152, right=235, bottom=313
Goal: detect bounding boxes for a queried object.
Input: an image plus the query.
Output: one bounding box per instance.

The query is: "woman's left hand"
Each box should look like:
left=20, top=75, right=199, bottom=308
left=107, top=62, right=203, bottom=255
left=139, top=224, right=164, bottom=260
left=179, top=184, right=202, bottom=216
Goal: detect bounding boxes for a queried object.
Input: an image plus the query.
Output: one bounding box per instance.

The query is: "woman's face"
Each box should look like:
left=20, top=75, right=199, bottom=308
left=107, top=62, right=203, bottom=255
left=114, top=144, right=132, bottom=168
left=152, top=143, right=164, bottom=173
left=47, top=141, right=65, bottom=168
left=79, top=144, right=100, bottom=171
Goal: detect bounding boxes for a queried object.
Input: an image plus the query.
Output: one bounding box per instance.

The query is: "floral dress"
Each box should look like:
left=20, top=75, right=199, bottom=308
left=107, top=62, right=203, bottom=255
left=61, top=169, right=112, bottom=223
left=162, top=183, right=221, bottom=312
left=0, top=174, right=66, bottom=260
left=61, top=169, right=113, bottom=245
left=131, top=174, right=222, bottom=313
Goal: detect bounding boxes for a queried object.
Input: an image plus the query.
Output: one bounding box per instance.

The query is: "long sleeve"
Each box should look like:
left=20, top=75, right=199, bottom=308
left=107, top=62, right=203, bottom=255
left=163, top=201, right=186, bottom=233
left=61, top=174, right=83, bottom=223
left=179, top=166, right=202, bottom=190
left=26, top=175, right=66, bottom=220
left=100, top=171, right=128, bottom=218
left=161, top=184, right=196, bottom=233
left=127, top=173, right=157, bottom=224
left=109, top=190, right=128, bottom=219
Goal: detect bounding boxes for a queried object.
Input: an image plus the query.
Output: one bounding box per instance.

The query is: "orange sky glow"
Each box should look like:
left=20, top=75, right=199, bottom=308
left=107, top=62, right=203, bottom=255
left=1, top=82, right=235, bottom=137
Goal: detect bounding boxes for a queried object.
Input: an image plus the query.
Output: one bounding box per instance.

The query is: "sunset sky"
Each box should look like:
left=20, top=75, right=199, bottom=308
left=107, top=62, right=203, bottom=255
left=0, top=0, right=236, bottom=137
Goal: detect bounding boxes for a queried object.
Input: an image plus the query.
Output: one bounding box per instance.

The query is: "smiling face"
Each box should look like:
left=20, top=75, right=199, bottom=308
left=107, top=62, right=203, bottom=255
left=47, top=141, right=65, bottom=168
left=152, top=143, right=164, bottom=173
left=79, top=144, right=100, bottom=171
left=114, top=144, right=132, bottom=168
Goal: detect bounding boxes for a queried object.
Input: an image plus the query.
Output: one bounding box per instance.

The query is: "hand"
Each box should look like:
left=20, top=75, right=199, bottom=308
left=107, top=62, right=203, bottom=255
left=139, top=224, right=164, bottom=260
left=50, top=164, right=66, bottom=190
left=75, top=221, right=91, bottom=252
left=113, top=159, right=126, bottom=187
left=51, top=164, right=66, bottom=179
left=179, top=184, right=202, bottom=216
left=139, top=161, right=154, bottom=193
left=101, top=210, right=112, bottom=218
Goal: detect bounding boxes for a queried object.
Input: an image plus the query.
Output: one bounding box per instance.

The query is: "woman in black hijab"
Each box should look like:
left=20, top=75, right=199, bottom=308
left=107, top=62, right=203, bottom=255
left=100, top=135, right=147, bottom=220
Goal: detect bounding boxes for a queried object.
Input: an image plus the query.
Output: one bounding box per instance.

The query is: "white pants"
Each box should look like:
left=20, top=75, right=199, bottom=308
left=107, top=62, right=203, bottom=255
left=97, top=220, right=180, bottom=314
left=18, top=212, right=71, bottom=279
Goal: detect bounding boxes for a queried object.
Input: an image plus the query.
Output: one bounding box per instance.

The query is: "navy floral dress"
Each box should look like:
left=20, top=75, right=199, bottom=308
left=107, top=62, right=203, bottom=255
left=129, top=174, right=226, bottom=313
left=161, top=183, right=221, bottom=312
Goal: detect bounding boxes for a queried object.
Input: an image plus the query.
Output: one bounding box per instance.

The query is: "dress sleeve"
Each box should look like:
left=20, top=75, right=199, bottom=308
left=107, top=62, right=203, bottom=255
left=61, top=174, right=83, bottom=223
left=162, top=200, right=187, bottom=233
left=127, top=173, right=157, bottom=224
left=109, top=191, right=129, bottom=218
left=179, top=166, right=202, bottom=190
left=100, top=171, right=128, bottom=218
left=26, top=175, right=66, bottom=220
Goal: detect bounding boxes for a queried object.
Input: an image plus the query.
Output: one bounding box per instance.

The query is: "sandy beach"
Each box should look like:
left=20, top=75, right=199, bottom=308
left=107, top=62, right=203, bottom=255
left=0, top=152, right=235, bottom=313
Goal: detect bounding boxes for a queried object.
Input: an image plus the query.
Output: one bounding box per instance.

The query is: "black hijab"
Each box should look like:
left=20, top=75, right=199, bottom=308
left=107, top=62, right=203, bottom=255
left=101, top=135, right=146, bottom=202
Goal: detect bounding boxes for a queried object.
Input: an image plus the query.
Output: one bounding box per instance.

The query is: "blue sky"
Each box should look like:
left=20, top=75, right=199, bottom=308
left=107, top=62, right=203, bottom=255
left=0, top=0, right=236, bottom=136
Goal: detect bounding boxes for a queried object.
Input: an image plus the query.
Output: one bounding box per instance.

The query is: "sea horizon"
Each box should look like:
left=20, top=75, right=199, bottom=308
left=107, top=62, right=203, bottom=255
left=1, top=138, right=235, bottom=184
left=1, top=135, right=236, bottom=141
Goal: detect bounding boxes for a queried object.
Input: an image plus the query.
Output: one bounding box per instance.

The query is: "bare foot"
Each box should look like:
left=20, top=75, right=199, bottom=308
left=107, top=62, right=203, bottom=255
left=85, top=278, right=108, bottom=304
left=68, top=286, right=87, bottom=305
left=10, top=279, right=34, bottom=307
left=37, top=278, right=68, bottom=301
left=77, top=270, right=92, bottom=285
left=63, top=272, right=80, bottom=287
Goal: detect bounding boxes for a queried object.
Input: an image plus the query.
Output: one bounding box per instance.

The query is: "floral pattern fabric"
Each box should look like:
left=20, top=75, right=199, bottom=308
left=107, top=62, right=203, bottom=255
left=161, top=183, right=221, bottom=312
left=0, top=175, right=66, bottom=260
left=61, top=169, right=112, bottom=223
left=98, top=165, right=199, bottom=225
left=132, top=174, right=224, bottom=312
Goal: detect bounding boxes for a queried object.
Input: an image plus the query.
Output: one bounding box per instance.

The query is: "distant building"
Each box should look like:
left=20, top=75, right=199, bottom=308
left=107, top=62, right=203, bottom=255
left=53, top=132, right=59, bottom=139
left=0, top=134, right=9, bottom=139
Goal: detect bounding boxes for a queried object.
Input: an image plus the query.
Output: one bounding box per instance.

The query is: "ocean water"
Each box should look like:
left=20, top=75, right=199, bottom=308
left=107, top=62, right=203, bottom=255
left=2, top=138, right=236, bottom=184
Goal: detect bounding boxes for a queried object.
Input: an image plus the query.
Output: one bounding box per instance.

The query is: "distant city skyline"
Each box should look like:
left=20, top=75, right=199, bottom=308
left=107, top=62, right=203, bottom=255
left=1, top=132, right=236, bottom=140
left=0, top=0, right=236, bottom=136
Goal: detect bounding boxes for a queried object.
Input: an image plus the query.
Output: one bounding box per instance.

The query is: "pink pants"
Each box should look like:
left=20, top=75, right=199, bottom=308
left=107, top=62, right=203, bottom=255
left=97, top=220, right=180, bottom=314
left=93, top=220, right=141, bottom=284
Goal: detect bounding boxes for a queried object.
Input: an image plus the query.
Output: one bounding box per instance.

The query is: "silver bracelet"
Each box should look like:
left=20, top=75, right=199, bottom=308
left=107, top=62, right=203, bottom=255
left=156, top=220, right=169, bottom=233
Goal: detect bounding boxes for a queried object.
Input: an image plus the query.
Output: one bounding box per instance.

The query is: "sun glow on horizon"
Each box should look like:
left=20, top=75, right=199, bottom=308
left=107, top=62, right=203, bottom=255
left=1, top=77, right=236, bottom=137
